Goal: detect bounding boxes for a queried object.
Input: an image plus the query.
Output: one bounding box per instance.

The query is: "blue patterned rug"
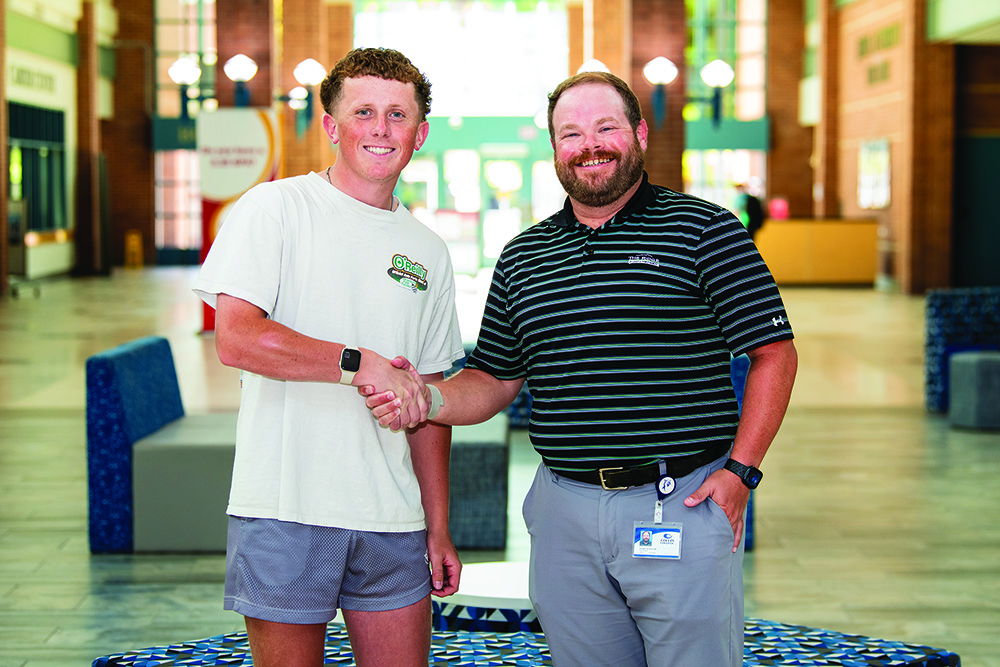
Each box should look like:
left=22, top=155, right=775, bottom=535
left=92, top=618, right=959, bottom=666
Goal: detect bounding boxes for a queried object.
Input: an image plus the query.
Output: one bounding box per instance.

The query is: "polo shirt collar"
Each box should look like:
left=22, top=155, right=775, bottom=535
left=551, top=171, right=656, bottom=228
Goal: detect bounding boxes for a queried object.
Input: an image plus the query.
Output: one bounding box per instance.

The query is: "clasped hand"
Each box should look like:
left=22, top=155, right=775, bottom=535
left=358, top=355, right=429, bottom=430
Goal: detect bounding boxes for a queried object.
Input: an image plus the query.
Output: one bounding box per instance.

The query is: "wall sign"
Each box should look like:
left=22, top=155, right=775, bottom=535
left=858, top=139, right=891, bottom=210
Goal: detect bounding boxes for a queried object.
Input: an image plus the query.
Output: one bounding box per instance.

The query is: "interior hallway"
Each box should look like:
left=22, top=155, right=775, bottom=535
left=0, top=267, right=998, bottom=666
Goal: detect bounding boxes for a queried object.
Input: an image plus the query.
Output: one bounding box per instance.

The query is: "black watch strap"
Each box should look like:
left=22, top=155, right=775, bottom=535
left=724, top=458, right=763, bottom=489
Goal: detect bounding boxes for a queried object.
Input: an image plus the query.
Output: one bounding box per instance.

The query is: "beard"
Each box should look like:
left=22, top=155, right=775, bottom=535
left=554, top=135, right=645, bottom=208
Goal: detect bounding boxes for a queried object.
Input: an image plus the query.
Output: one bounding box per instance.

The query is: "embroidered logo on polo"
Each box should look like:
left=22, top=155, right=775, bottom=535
left=388, top=254, right=429, bottom=293
left=628, top=254, right=660, bottom=267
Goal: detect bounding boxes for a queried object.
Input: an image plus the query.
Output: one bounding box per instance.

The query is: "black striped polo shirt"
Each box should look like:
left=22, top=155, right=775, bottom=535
left=464, top=173, right=794, bottom=473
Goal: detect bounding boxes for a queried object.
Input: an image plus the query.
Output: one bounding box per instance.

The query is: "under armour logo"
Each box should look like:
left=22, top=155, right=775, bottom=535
left=772, top=316, right=786, bottom=326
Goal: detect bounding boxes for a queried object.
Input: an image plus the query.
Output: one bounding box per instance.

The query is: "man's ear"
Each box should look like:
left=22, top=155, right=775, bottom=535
left=322, top=113, right=339, bottom=144
left=636, top=119, right=649, bottom=151
left=414, top=120, right=430, bottom=151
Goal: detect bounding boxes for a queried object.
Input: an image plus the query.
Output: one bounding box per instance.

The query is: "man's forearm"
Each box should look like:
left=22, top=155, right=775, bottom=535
left=729, top=339, right=798, bottom=467
left=432, top=367, right=525, bottom=426
left=408, top=420, right=452, bottom=536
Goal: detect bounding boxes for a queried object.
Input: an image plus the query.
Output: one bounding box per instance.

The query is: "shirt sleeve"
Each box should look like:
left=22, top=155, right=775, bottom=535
left=191, top=184, right=283, bottom=316
left=463, top=260, right=530, bottom=380
left=696, top=210, right=794, bottom=356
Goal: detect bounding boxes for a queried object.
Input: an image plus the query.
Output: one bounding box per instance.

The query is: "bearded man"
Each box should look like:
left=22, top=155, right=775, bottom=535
left=363, top=71, right=797, bottom=667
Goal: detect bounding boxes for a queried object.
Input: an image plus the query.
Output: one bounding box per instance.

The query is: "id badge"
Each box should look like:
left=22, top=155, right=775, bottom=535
left=633, top=521, right=682, bottom=559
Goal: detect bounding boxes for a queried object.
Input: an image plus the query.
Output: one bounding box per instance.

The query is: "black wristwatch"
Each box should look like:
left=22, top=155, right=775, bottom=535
left=724, top=458, right=763, bottom=489
left=338, top=347, right=361, bottom=385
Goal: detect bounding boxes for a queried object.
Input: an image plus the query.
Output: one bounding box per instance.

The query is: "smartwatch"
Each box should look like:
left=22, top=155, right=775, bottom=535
left=724, top=458, right=763, bottom=489
left=339, top=347, right=361, bottom=385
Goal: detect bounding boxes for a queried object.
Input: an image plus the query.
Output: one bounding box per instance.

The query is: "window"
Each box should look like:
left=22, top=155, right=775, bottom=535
left=154, top=0, right=217, bottom=258
left=7, top=102, right=67, bottom=233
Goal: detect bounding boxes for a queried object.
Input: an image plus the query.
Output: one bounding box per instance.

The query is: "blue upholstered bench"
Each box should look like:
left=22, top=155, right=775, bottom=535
left=449, top=414, right=510, bottom=550
left=87, top=336, right=510, bottom=553
left=949, top=350, right=1000, bottom=429
left=92, top=620, right=960, bottom=666
left=86, top=336, right=237, bottom=553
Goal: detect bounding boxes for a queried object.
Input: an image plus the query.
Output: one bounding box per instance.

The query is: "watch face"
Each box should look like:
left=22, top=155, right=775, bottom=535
left=341, top=348, right=362, bottom=373
left=745, top=468, right=763, bottom=489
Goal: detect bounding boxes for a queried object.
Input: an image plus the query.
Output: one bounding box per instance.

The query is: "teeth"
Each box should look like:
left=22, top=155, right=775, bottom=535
left=367, top=147, right=393, bottom=155
left=580, top=158, right=611, bottom=167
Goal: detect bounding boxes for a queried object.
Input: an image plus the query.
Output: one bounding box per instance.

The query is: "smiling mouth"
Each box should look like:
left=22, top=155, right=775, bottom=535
left=577, top=157, right=613, bottom=167
left=366, top=147, right=394, bottom=155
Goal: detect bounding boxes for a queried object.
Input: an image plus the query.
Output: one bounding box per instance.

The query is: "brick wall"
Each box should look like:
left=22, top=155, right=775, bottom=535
left=280, top=0, right=329, bottom=178
left=813, top=0, right=840, bottom=218
left=594, top=0, right=629, bottom=78
left=76, top=2, right=103, bottom=273
left=956, top=45, right=1000, bottom=134
left=0, top=0, right=8, bottom=293
left=568, top=0, right=584, bottom=76
left=836, top=0, right=952, bottom=293
left=102, top=0, right=155, bottom=268
left=630, top=0, right=685, bottom=191
left=216, top=0, right=274, bottom=109
left=766, top=0, right=813, bottom=218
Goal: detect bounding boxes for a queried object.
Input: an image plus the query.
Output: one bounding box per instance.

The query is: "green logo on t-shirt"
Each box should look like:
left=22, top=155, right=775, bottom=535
left=388, top=254, right=428, bottom=292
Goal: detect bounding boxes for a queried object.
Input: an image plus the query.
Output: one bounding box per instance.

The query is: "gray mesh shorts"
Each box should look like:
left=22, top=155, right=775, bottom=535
left=223, top=516, right=431, bottom=624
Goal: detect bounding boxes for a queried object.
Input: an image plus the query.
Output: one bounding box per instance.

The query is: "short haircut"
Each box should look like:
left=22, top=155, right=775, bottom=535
left=319, top=47, right=432, bottom=122
left=546, top=71, right=643, bottom=141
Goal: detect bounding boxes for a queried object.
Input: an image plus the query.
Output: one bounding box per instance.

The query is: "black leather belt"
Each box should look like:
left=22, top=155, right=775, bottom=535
left=554, top=448, right=725, bottom=490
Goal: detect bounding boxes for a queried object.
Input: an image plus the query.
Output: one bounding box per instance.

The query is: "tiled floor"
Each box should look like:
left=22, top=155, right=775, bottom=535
left=1, top=268, right=998, bottom=666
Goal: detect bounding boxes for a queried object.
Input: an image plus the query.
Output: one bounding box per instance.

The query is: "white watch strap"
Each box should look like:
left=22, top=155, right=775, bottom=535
left=428, top=384, right=444, bottom=420
left=338, top=347, right=360, bottom=385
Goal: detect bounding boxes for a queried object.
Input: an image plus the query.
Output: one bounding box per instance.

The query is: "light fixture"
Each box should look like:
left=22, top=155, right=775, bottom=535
left=293, top=58, right=327, bottom=87
left=641, top=56, right=734, bottom=130
left=642, top=57, right=678, bottom=86
left=642, top=57, right=678, bottom=130
left=577, top=59, right=610, bottom=74
left=168, top=57, right=202, bottom=86
left=699, top=59, right=735, bottom=88
left=699, top=59, right=734, bottom=129
left=167, top=57, right=202, bottom=119
left=281, top=59, right=327, bottom=140
left=223, top=54, right=258, bottom=107
left=287, top=86, right=309, bottom=110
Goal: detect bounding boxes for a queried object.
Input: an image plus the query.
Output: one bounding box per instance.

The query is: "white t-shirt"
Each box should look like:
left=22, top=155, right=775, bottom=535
left=192, top=172, right=463, bottom=532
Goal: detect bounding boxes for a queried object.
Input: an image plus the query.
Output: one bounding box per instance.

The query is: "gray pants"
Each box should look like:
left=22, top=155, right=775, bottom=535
left=522, top=458, right=744, bottom=667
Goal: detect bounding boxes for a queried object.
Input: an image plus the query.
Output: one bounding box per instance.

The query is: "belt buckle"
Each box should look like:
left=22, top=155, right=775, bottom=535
left=598, top=467, right=628, bottom=490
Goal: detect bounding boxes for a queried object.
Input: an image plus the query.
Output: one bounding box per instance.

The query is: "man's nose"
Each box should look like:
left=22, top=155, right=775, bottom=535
left=581, top=131, right=602, bottom=151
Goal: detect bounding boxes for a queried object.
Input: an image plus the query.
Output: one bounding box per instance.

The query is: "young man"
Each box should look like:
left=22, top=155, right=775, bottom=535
left=367, top=72, right=798, bottom=666
left=192, top=48, right=464, bottom=667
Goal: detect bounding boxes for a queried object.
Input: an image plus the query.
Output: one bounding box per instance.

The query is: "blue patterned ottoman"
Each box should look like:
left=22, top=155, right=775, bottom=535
left=91, top=620, right=960, bottom=666
left=925, top=287, right=1000, bottom=413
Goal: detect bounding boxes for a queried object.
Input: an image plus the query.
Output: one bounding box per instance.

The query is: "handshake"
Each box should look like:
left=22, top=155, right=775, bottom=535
left=358, top=355, right=436, bottom=431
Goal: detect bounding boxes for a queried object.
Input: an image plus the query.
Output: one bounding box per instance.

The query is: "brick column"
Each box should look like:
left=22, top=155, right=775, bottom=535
left=813, top=0, right=839, bottom=218
left=324, top=1, right=353, bottom=83
left=279, top=0, right=341, bottom=178
left=76, top=0, right=105, bottom=274
left=765, top=0, right=813, bottom=218
left=899, top=0, right=953, bottom=293
left=630, top=0, right=685, bottom=191
left=0, top=0, right=8, bottom=294
left=104, top=0, right=155, bottom=268
left=591, top=0, right=629, bottom=78
left=216, top=0, right=275, bottom=109
left=567, top=0, right=584, bottom=75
